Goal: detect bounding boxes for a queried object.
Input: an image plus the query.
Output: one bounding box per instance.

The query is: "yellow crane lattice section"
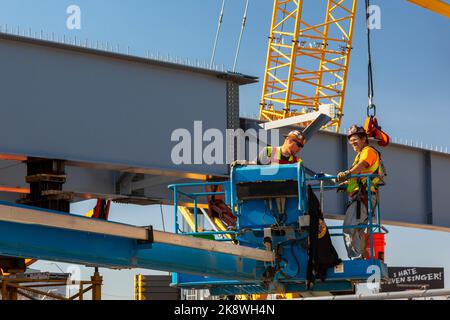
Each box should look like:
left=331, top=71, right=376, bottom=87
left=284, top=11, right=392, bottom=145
left=408, top=0, right=450, bottom=19
left=259, top=0, right=358, bottom=132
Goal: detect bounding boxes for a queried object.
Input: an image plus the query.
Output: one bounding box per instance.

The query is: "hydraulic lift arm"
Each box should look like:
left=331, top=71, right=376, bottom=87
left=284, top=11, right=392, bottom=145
left=0, top=201, right=273, bottom=281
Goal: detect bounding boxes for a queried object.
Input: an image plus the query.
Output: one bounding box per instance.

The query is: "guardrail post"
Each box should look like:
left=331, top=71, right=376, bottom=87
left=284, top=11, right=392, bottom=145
left=173, top=186, right=179, bottom=234
left=367, top=177, right=374, bottom=260
left=193, top=197, right=198, bottom=233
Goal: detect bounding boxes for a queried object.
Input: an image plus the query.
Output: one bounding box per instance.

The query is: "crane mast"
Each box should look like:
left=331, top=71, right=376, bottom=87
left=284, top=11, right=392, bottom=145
left=259, top=0, right=358, bottom=132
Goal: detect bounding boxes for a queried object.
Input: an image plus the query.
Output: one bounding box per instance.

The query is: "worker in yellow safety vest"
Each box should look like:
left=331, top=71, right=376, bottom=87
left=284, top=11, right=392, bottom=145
left=336, top=125, right=385, bottom=259
left=257, top=130, right=306, bottom=165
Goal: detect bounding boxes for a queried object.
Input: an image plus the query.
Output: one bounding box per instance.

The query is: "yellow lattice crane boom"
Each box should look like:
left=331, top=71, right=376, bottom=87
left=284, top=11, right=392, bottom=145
left=260, top=0, right=358, bottom=133
left=259, top=0, right=449, bottom=133
left=408, top=0, right=450, bottom=18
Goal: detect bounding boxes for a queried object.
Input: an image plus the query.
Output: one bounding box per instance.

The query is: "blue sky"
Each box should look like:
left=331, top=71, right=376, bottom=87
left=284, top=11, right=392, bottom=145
left=1, top=0, right=449, bottom=299
left=1, top=0, right=449, bottom=146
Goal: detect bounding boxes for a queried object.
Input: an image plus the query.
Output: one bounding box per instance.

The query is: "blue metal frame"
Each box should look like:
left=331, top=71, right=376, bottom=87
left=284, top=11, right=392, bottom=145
left=0, top=201, right=265, bottom=281
left=173, top=259, right=387, bottom=295
left=170, top=163, right=388, bottom=294
left=306, top=173, right=384, bottom=261
left=168, top=181, right=230, bottom=236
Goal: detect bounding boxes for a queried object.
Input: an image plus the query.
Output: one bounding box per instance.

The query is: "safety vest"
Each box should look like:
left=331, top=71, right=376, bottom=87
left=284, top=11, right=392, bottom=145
left=347, top=146, right=381, bottom=195
left=267, top=147, right=302, bottom=164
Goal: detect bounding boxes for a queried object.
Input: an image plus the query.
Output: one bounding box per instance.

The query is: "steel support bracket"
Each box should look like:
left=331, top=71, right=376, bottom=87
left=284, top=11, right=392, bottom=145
left=138, top=226, right=154, bottom=245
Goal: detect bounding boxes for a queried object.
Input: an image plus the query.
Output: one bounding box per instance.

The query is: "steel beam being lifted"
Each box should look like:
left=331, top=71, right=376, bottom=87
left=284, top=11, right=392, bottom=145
left=0, top=201, right=272, bottom=280
left=0, top=33, right=256, bottom=179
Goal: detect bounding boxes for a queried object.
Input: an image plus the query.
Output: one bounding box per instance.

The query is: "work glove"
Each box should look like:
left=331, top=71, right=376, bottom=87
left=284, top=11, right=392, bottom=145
left=336, top=170, right=351, bottom=183
left=230, top=160, right=256, bottom=168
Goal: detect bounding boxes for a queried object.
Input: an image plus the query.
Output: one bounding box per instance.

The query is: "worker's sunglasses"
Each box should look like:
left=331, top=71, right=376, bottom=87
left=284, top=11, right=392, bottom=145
left=294, top=140, right=304, bottom=148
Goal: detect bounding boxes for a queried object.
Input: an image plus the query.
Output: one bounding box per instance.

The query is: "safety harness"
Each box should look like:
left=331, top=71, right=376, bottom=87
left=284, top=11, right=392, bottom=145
left=266, top=146, right=301, bottom=164
left=348, top=146, right=386, bottom=219
left=347, top=146, right=384, bottom=195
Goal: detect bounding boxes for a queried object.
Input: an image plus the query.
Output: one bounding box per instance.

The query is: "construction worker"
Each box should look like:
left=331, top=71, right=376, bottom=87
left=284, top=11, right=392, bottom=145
left=257, top=130, right=306, bottom=165
left=336, top=125, right=383, bottom=260
left=255, top=130, right=306, bottom=293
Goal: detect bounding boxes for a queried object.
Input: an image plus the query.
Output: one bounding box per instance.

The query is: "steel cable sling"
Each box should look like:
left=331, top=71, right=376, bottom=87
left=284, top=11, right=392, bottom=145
left=365, top=0, right=376, bottom=117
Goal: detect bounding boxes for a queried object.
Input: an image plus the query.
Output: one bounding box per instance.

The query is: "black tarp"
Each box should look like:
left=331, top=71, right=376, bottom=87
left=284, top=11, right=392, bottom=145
left=306, top=185, right=342, bottom=288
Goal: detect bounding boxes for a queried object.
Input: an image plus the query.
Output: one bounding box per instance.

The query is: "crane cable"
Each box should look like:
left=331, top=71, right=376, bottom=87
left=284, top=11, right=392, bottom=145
left=365, top=0, right=376, bottom=117
left=232, top=0, right=250, bottom=72
left=363, top=0, right=390, bottom=147
left=210, top=0, right=226, bottom=69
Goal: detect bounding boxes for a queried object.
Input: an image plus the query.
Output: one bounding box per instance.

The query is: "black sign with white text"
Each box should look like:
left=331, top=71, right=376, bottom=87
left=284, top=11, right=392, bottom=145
left=381, top=267, right=445, bottom=292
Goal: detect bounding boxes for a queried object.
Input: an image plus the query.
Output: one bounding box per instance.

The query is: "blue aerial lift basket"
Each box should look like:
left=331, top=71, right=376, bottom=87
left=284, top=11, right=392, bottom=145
left=169, top=163, right=388, bottom=296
